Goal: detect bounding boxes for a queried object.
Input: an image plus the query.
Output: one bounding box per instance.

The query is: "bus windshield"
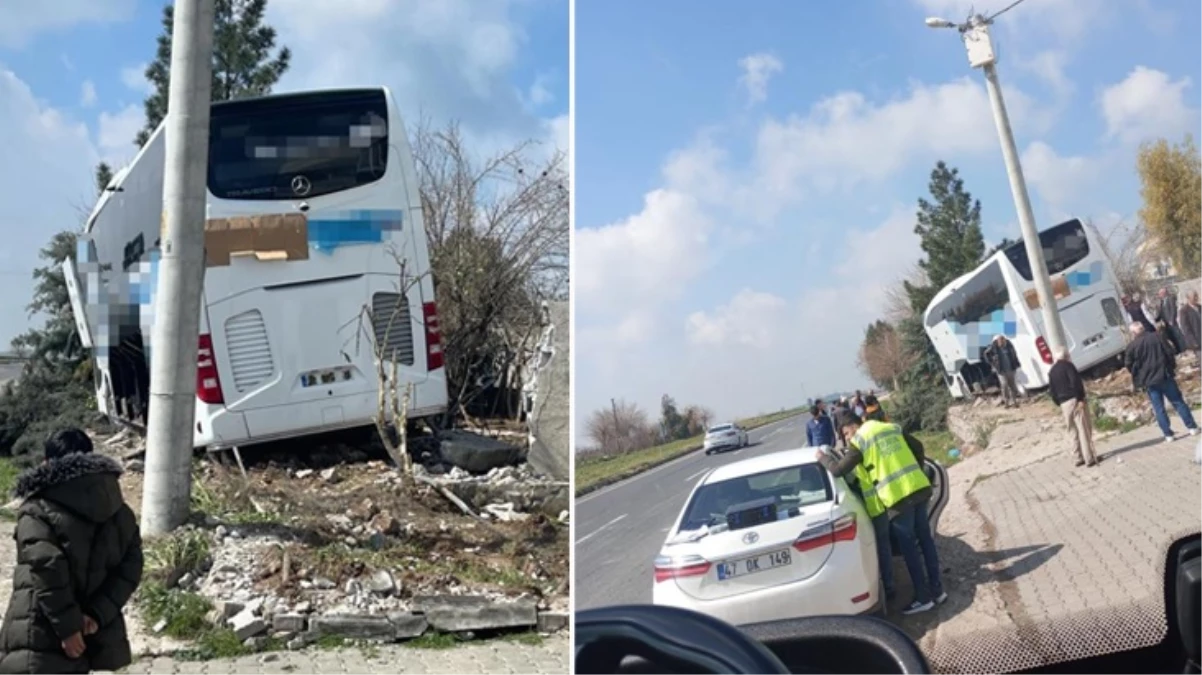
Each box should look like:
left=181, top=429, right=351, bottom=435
left=208, top=89, right=389, bottom=201
left=1002, top=219, right=1090, bottom=281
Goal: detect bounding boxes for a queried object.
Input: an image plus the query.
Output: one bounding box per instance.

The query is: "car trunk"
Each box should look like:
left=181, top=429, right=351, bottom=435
left=672, top=502, right=838, bottom=601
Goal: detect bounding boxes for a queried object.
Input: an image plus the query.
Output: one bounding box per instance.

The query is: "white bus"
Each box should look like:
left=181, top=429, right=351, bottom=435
left=923, top=218, right=1126, bottom=399
left=66, top=87, right=448, bottom=450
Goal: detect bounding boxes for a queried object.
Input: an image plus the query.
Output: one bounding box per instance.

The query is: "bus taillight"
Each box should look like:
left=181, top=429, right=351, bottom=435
left=1035, top=336, right=1053, bottom=365
left=423, top=302, right=444, bottom=371
left=196, top=333, right=226, bottom=404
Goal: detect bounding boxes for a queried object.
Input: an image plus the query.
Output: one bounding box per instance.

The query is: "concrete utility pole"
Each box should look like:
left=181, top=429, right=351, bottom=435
left=925, top=7, right=1069, bottom=357
left=142, top=0, right=216, bottom=536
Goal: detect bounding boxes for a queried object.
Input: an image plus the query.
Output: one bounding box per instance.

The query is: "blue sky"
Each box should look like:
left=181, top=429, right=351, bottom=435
left=575, top=0, right=1201, bottom=444
left=0, top=0, right=566, bottom=350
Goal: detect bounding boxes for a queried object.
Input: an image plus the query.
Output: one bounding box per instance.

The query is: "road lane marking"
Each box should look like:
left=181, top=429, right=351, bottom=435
left=576, top=513, right=628, bottom=545
left=684, top=468, right=709, bottom=484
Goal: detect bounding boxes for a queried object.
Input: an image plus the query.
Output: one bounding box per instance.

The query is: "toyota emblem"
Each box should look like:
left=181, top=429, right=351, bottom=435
left=291, top=175, right=312, bottom=196
left=742, top=531, right=759, bottom=545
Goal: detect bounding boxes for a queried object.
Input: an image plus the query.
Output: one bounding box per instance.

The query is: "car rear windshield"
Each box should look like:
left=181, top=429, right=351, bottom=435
left=679, top=463, right=832, bottom=532
left=208, top=89, right=389, bottom=201
left=707, top=425, right=732, bottom=434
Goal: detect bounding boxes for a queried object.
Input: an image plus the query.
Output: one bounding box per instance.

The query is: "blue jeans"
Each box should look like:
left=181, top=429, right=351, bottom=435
left=891, top=499, right=943, bottom=605
left=872, top=513, right=894, bottom=596
left=1146, top=379, right=1198, bottom=437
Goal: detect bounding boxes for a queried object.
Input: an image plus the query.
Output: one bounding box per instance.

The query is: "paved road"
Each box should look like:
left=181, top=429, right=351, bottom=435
left=575, top=413, right=809, bottom=610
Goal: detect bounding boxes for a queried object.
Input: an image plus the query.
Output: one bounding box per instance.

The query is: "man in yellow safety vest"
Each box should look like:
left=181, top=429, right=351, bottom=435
left=820, top=413, right=946, bottom=615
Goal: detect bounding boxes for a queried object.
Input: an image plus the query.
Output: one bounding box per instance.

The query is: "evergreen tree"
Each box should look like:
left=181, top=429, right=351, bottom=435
left=893, top=161, right=987, bottom=432
left=136, top=0, right=291, bottom=147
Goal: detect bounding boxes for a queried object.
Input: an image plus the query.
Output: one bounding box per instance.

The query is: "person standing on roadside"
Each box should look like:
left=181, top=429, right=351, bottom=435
left=1178, top=290, right=1201, bottom=359
left=1048, top=348, right=1099, bottom=467
left=1124, top=322, right=1201, bottom=443
left=0, top=428, right=143, bottom=674
left=985, top=334, right=1022, bottom=408
left=1157, top=287, right=1180, bottom=342
left=806, top=404, right=836, bottom=448
left=832, top=398, right=855, bottom=449
left=819, top=414, right=946, bottom=615
left=1125, top=293, right=1157, bottom=334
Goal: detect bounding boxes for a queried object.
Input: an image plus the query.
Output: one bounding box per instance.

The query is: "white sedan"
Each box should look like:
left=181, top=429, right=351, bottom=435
left=703, top=423, right=749, bottom=455
left=652, top=447, right=946, bottom=626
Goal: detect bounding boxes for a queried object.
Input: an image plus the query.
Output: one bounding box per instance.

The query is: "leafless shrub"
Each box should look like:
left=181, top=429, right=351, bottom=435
left=585, top=399, right=657, bottom=456
left=413, top=120, right=568, bottom=427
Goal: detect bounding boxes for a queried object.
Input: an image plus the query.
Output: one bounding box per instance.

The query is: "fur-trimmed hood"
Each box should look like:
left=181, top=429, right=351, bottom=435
left=13, top=452, right=125, bottom=522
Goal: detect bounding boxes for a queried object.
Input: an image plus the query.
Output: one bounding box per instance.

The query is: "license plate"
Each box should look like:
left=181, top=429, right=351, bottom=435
left=300, top=368, right=352, bottom=387
left=716, top=548, right=792, bottom=580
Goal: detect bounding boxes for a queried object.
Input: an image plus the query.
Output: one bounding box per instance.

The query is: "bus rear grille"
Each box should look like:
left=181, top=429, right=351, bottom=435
left=224, top=310, right=275, bottom=392
left=370, top=292, right=415, bottom=365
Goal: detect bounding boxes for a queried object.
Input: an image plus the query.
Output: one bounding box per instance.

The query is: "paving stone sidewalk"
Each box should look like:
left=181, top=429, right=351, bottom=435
left=894, top=418, right=1201, bottom=674
left=113, top=635, right=569, bottom=674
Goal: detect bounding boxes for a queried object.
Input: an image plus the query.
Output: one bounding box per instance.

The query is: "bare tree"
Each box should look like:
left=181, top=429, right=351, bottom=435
left=1093, top=216, right=1148, bottom=294
left=884, top=264, right=929, bottom=323
left=586, top=399, right=656, bottom=456
left=857, top=321, right=909, bottom=391
left=413, top=120, right=568, bottom=427
left=681, top=404, right=714, bottom=436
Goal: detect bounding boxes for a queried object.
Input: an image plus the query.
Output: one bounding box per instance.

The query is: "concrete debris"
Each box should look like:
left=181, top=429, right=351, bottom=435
left=524, top=301, right=570, bottom=480
left=438, top=430, right=522, bottom=473
left=482, top=503, right=529, bottom=522
left=412, top=595, right=538, bottom=632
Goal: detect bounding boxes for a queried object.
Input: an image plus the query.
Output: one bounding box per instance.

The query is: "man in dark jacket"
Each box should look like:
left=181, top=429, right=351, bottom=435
left=1048, top=348, right=1098, bottom=467
left=805, top=404, right=836, bottom=447
left=832, top=399, right=856, bottom=449
left=0, top=429, right=143, bottom=674
left=984, top=335, right=1022, bottom=407
left=1179, top=290, right=1202, bottom=358
left=1124, top=322, right=1200, bottom=443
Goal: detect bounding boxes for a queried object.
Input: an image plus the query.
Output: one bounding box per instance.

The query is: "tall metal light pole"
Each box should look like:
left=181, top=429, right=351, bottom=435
left=926, top=9, right=1068, bottom=357
left=142, top=0, right=215, bottom=536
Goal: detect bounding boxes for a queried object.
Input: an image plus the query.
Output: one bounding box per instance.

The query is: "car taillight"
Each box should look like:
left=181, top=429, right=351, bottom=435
left=653, top=555, right=712, bottom=583
left=1035, top=336, right=1053, bottom=364
left=423, top=301, right=444, bottom=371
left=793, top=513, right=857, bottom=553
left=196, top=333, right=224, bottom=405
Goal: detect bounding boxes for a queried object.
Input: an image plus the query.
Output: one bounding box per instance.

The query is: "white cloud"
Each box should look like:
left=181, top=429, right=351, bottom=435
left=746, top=77, right=1047, bottom=219
left=738, top=53, right=783, bottom=106
left=0, top=68, right=99, bottom=348
left=96, top=104, right=143, bottom=167
left=0, top=0, right=135, bottom=48
left=1018, top=50, right=1073, bottom=99
left=576, top=189, right=712, bottom=330
left=80, top=80, right=97, bottom=107
left=528, top=74, right=554, bottom=107
left=1020, top=141, right=1109, bottom=217
left=686, top=289, right=789, bottom=349
left=1100, top=66, right=1196, bottom=144
left=120, top=63, right=153, bottom=95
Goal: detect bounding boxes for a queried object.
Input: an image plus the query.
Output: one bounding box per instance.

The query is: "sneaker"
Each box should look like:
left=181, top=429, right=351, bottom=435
left=934, top=592, right=948, bottom=605
left=1190, top=428, right=1199, bottom=437
left=902, top=600, right=935, bottom=615
left=1165, top=436, right=1176, bottom=444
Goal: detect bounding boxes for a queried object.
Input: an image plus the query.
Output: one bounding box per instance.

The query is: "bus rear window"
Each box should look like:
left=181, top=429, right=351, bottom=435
left=1003, top=219, right=1090, bottom=281
left=208, top=89, right=389, bottom=201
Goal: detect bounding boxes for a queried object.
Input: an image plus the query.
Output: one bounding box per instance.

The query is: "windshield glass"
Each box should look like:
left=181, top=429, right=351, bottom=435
left=678, top=463, right=831, bottom=532
left=707, top=424, right=732, bottom=434
left=208, top=89, right=389, bottom=201
left=1003, top=219, right=1090, bottom=281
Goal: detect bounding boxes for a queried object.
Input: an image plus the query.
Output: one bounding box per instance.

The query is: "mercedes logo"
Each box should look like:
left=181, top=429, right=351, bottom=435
left=742, top=531, right=759, bottom=545
left=291, top=175, right=311, bottom=196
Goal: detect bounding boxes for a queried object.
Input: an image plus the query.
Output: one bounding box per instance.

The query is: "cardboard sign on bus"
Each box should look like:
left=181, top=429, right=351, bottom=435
left=202, top=213, right=310, bottom=267
left=1023, top=275, right=1071, bottom=310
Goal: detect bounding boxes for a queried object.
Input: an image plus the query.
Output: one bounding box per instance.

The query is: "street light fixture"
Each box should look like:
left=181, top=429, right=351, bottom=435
left=924, top=9, right=1069, bottom=358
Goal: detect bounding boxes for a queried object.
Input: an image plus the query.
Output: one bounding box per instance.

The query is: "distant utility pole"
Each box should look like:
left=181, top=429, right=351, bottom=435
left=142, top=0, right=216, bottom=536
left=924, top=3, right=1069, bottom=357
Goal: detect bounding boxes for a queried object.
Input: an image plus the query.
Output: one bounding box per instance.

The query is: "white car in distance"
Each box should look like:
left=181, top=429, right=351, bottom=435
left=703, top=423, right=749, bottom=455
left=652, top=448, right=886, bottom=626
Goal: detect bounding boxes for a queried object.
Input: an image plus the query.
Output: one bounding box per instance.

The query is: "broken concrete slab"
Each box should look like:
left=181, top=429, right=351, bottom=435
left=537, top=611, right=570, bottom=634
left=439, top=430, right=522, bottom=474
left=229, top=610, right=267, bottom=641
left=525, top=301, right=569, bottom=480
left=271, top=613, right=307, bottom=633
left=387, top=613, right=429, bottom=638
left=309, top=614, right=397, bottom=641
left=411, top=595, right=538, bottom=632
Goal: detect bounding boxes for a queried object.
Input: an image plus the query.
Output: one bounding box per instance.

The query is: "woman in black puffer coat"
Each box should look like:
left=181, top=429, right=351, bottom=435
left=0, top=428, right=143, bottom=674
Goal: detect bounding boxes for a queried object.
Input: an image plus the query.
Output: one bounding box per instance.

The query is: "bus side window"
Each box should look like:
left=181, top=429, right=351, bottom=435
left=1101, top=298, right=1124, bottom=327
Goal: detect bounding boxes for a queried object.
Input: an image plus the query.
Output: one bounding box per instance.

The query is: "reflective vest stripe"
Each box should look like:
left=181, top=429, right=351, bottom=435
left=872, top=462, right=923, bottom=491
